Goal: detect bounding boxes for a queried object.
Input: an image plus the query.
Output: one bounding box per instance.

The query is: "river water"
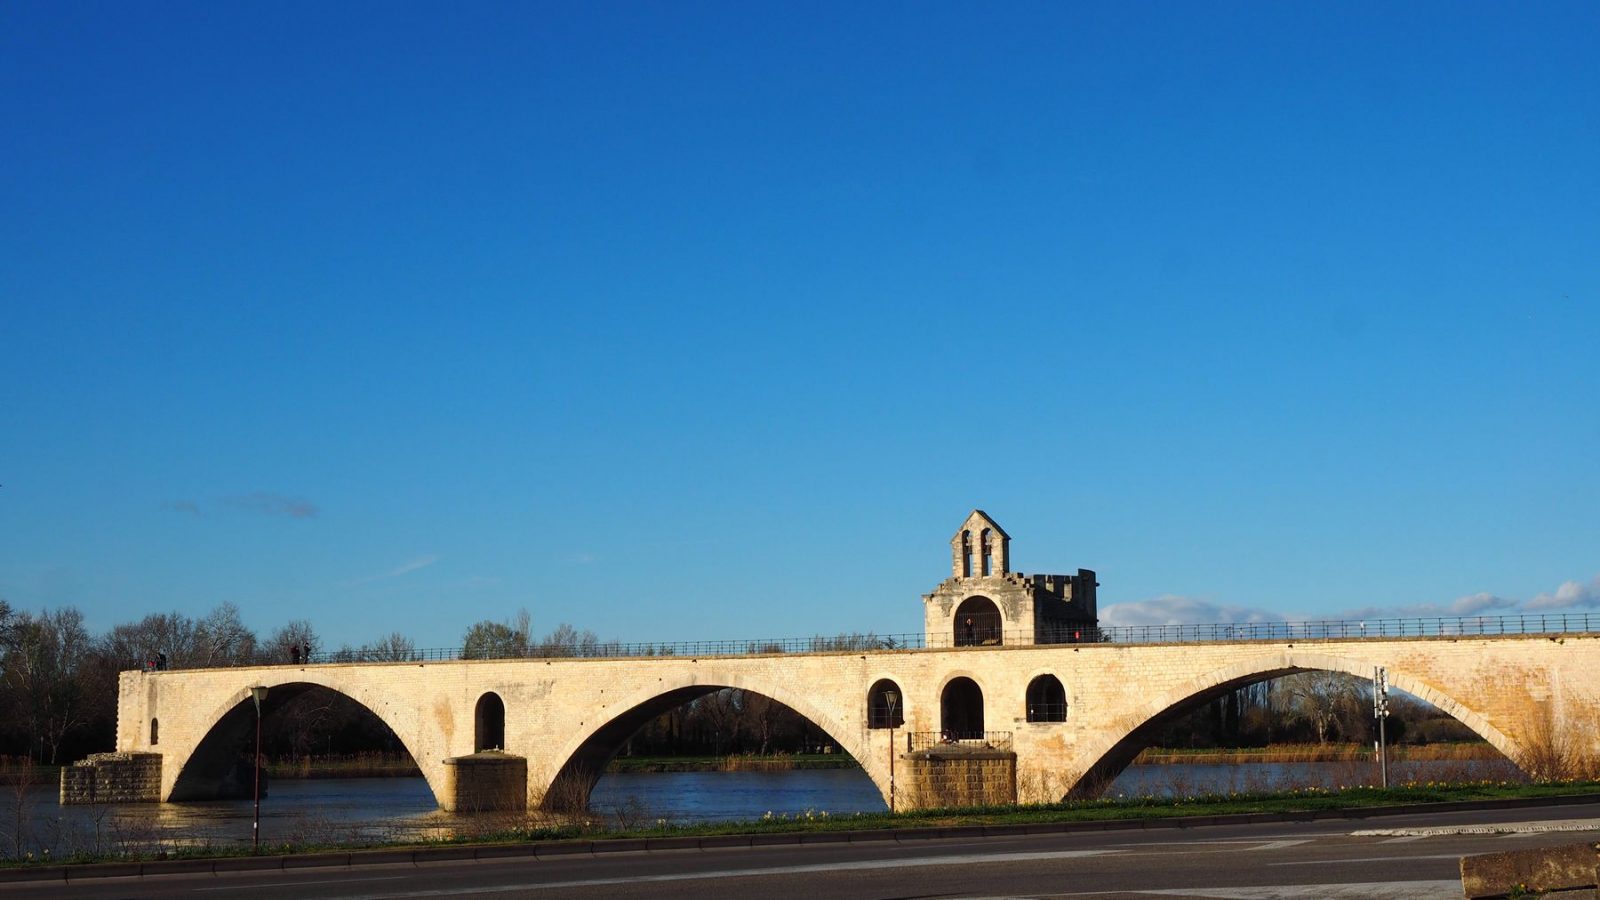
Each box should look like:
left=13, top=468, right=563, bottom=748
left=1, top=758, right=1520, bottom=861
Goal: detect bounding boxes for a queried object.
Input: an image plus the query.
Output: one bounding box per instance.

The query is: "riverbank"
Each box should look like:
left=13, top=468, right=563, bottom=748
left=1134, top=741, right=1499, bottom=765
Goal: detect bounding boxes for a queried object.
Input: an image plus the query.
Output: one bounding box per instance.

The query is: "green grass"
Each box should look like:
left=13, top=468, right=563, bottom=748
left=7, top=777, right=1599, bottom=870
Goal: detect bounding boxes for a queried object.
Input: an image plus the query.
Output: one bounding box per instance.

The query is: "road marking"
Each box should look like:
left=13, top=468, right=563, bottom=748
left=1271, top=854, right=1463, bottom=865
left=1106, top=881, right=1463, bottom=898
left=1243, top=839, right=1312, bottom=851
left=329, top=848, right=1126, bottom=898
left=198, top=875, right=409, bottom=891
left=1352, top=818, right=1600, bottom=837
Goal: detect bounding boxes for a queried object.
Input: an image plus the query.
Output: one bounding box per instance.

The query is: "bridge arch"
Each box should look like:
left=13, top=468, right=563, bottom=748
left=167, top=675, right=438, bottom=805
left=540, top=669, right=876, bottom=810
left=1063, top=649, right=1525, bottom=799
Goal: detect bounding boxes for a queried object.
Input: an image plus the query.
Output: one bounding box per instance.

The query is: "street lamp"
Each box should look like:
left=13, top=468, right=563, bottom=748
left=884, top=689, right=899, bottom=813
left=1372, top=667, right=1389, bottom=789
left=250, top=685, right=268, bottom=850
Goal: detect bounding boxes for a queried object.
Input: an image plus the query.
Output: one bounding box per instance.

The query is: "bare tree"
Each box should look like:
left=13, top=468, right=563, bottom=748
left=268, top=619, right=318, bottom=663
left=194, top=603, right=258, bottom=665
left=533, top=623, right=600, bottom=658
left=0, top=607, right=94, bottom=763
left=363, top=632, right=416, bottom=662
left=1272, top=671, right=1366, bottom=744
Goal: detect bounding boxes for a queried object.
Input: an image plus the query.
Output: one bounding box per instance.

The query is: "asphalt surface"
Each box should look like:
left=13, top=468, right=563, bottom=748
left=9, top=801, right=1600, bottom=899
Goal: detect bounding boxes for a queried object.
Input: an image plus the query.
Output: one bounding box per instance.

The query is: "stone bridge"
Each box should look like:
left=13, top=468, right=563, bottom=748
left=112, top=631, right=1600, bottom=811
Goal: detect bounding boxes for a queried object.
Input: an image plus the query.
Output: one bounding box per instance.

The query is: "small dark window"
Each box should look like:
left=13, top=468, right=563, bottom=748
left=867, top=679, right=904, bottom=728
left=1026, top=675, right=1067, bottom=723
left=150, top=718, right=159, bottom=745
left=961, top=531, right=972, bottom=578
left=981, top=529, right=993, bottom=576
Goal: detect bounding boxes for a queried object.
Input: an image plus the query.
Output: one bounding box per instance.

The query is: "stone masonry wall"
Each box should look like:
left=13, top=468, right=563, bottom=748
left=61, top=752, right=162, bottom=805
left=904, top=750, right=1016, bottom=808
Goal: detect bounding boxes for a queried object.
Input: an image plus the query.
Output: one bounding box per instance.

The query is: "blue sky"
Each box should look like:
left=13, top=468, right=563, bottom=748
left=2, top=2, right=1597, bottom=650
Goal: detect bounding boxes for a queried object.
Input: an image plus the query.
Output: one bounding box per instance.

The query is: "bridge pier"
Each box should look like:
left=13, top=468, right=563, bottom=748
left=441, top=752, right=527, bottom=813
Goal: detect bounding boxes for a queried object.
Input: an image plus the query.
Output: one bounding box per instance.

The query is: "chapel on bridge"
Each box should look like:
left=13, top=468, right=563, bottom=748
left=922, top=510, right=1099, bottom=647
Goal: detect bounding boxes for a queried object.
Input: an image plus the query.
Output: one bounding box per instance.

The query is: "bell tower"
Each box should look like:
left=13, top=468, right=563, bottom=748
left=950, top=509, right=1010, bottom=579
left=926, top=510, right=1097, bottom=647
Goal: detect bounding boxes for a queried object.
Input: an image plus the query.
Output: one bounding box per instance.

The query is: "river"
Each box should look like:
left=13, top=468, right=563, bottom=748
left=0, top=758, right=1521, bottom=861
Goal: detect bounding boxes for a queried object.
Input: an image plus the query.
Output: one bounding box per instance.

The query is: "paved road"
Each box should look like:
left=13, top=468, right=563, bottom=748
left=12, top=802, right=1600, bottom=899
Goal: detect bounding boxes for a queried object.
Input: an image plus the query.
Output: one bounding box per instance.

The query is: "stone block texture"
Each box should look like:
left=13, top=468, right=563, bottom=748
left=61, top=752, right=162, bottom=805
left=441, top=752, right=528, bottom=813
left=904, top=750, right=1017, bottom=808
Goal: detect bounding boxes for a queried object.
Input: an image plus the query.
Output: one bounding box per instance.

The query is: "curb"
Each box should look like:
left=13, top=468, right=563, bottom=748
left=2, top=792, right=1597, bottom=885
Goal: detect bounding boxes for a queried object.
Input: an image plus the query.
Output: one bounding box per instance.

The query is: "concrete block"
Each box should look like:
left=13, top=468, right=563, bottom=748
left=1460, top=842, right=1600, bottom=899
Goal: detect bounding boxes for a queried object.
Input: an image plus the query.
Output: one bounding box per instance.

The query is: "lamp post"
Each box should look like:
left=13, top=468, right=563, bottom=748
left=1372, top=667, right=1389, bottom=789
left=884, top=689, right=898, bottom=813
left=250, top=685, right=268, bottom=850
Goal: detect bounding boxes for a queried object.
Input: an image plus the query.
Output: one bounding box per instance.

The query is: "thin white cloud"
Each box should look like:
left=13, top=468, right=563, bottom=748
left=346, top=555, right=440, bottom=586
left=1100, top=594, right=1286, bottom=627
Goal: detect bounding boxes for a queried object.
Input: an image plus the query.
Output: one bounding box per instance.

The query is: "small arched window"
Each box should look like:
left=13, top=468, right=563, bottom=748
left=867, top=679, right=904, bottom=728
left=1026, top=675, right=1067, bottom=723
left=981, top=528, right=993, bottom=576
left=150, top=718, right=159, bottom=745
left=961, top=531, right=973, bottom=578
left=474, top=692, right=506, bottom=752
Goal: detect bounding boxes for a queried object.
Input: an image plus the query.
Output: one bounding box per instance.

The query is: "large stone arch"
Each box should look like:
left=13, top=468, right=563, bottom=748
left=538, top=668, right=877, bottom=810
left=1062, top=649, right=1524, bottom=799
left=165, top=675, right=441, bottom=806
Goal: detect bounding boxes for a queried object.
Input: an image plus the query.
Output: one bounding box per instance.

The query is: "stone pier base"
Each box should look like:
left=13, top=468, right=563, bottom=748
left=903, top=747, right=1017, bottom=809
left=61, top=752, right=162, bottom=805
left=441, top=751, right=527, bottom=813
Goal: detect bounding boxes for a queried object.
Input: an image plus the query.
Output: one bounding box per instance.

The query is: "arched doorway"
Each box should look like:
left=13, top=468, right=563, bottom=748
left=1026, top=675, right=1067, bottom=723
left=475, top=692, right=506, bottom=752
left=941, top=677, right=985, bottom=738
left=867, top=679, right=904, bottom=728
left=953, top=596, right=1002, bottom=646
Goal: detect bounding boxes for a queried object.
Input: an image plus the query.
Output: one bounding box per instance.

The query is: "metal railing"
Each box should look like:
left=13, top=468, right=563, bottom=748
left=906, top=730, right=1014, bottom=752
left=1025, top=702, right=1068, bottom=723
left=136, top=611, right=1600, bottom=672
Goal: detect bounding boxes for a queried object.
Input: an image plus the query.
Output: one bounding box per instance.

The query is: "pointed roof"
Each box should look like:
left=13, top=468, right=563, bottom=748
left=954, top=509, right=1009, bottom=540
